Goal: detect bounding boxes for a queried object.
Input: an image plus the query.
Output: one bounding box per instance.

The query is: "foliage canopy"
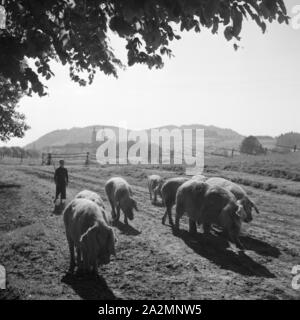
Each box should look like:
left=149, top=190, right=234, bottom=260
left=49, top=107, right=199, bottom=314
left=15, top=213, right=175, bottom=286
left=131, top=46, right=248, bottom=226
left=0, top=0, right=289, bottom=97
left=240, top=135, right=266, bottom=155
left=0, top=76, right=29, bottom=141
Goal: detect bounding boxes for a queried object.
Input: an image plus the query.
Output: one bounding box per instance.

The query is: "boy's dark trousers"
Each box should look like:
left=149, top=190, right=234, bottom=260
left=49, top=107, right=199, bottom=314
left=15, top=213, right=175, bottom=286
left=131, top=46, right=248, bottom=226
left=55, top=183, right=66, bottom=200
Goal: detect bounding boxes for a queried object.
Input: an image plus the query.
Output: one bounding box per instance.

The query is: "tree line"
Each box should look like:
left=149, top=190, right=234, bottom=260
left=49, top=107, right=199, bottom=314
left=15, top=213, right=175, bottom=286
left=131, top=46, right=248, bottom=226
left=0, top=146, right=40, bottom=158
left=277, top=132, right=300, bottom=149
left=240, top=134, right=299, bottom=156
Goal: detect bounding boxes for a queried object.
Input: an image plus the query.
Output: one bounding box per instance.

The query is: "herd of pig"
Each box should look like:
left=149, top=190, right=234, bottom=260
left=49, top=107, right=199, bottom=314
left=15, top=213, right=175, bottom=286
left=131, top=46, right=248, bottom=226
left=62, top=174, right=260, bottom=275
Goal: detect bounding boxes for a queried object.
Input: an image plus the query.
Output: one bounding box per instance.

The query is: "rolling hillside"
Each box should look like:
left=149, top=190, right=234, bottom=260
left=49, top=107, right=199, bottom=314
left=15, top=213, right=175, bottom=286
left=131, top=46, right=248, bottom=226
left=25, top=124, right=244, bottom=151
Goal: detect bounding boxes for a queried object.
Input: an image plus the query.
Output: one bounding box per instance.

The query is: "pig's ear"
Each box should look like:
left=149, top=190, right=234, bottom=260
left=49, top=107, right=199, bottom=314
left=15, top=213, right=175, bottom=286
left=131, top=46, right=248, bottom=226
left=107, top=228, right=116, bottom=256
left=250, top=200, right=260, bottom=214
left=235, top=204, right=246, bottom=220
left=80, top=224, right=98, bottom=252
left=132, top=199, right=138, bottom=211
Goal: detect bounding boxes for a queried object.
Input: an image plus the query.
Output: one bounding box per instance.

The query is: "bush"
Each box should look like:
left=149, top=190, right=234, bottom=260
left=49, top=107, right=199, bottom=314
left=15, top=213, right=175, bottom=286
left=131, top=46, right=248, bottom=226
left=240, top=136, right=266, bottom=155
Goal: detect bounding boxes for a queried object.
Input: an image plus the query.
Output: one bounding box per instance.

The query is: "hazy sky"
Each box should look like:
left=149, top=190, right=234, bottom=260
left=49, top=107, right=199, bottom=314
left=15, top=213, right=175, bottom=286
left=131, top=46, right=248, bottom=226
left=3, top=1, right=300, bottom=147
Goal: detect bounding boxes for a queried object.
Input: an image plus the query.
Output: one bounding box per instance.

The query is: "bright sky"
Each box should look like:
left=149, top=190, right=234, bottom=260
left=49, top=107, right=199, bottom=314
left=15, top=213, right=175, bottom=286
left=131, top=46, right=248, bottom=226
left=3, top=1, right=300, bottom=147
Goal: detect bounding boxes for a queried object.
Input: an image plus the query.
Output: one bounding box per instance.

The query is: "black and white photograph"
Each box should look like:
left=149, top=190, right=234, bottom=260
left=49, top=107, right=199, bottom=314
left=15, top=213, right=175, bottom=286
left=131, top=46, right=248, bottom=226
left=0, top=0, right=300, bottom=307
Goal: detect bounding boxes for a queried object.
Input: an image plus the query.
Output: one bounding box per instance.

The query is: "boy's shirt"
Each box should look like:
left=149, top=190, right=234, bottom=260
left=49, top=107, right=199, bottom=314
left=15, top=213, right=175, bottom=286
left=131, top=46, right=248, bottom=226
left=54, top=167, right=69, bottom=185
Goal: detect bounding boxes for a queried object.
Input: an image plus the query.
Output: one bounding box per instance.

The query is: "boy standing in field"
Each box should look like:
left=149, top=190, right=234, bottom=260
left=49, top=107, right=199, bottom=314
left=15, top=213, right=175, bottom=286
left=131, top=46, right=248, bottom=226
left=54, top=160, right=69, bottom=205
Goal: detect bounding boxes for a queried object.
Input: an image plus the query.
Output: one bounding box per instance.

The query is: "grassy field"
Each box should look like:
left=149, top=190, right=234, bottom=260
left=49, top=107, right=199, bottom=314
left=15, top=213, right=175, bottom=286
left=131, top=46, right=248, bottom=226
left=207, top=152, right=300, bottom=181
left=0, top=154, right=300, bottom=300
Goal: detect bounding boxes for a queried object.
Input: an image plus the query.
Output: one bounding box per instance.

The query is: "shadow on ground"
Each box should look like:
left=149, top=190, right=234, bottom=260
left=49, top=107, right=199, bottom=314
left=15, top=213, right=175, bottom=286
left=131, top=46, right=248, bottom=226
left=241, top=235, right=280, bottom=258
left=0, top=183, right=21, bottom=189
left=0, top=286, right=22, bottom=300
left=212, top=227, right=281, bottom=258
left=113, top=221, right=141, bottom=236
left=174, top=230, right=276, bottom=278
left=151, top=201, right=164, bottom=207
left=61, top=273, right=118, bottom=300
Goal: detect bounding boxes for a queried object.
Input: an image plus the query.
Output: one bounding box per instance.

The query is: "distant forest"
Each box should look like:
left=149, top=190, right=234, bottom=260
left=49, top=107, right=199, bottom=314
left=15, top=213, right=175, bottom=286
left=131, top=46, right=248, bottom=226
left=277, top=132, right=300, bottom=148
left=0, top=147, right=40, bottom=158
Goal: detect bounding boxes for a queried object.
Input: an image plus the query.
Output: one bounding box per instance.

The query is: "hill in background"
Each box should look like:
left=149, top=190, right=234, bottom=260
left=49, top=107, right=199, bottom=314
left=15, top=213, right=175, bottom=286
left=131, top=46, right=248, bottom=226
left=25, top=125, right=119, bottom=150
left=25, top=124, right=245, bottom=151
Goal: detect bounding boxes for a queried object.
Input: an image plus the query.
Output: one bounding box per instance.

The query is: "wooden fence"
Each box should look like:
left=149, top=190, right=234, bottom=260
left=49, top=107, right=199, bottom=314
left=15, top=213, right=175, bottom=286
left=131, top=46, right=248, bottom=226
left=41, top=148, right=239, bottom=167
left=41, top=143, right=299, bottom=166
left=41, top=152, right=98, bottom=166
left=275, top=144, right=299, bottom=152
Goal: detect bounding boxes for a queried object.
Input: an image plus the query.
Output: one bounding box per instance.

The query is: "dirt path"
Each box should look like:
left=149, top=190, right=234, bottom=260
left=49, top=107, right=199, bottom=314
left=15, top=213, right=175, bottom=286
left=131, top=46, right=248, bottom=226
left=0, top=165, right=300, bottom=300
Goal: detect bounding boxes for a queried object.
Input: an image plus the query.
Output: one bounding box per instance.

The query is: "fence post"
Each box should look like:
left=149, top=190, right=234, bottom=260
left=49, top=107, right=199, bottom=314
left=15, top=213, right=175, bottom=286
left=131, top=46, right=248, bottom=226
left=47, top=153, right=52, bottom=165
left=85, top=152, right=90, bottom=165
left=41, top=153, right=46, bottom=165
